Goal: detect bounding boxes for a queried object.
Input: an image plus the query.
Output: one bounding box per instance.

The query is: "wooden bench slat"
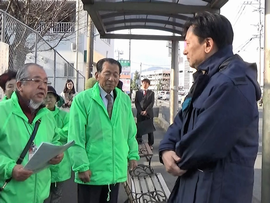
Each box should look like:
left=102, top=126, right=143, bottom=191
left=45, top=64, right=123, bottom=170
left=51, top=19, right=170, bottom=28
left=151, top=174, right=164, bottom=202
left=145, top=175, right=155, bottom=192
left=156, top=173, right=171, bottom=199
left=141, top=176, right=151, bottom=202
left=144, top=143, right=153, bottom=156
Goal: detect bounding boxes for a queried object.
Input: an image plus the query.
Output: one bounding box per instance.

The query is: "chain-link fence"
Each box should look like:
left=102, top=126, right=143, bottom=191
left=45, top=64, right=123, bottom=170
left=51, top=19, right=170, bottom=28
left=0, top=9, right=85, bottom=95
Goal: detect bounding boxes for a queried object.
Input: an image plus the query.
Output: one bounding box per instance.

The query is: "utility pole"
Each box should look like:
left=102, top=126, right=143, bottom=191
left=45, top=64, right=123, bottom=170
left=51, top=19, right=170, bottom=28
left=129, top=29, right=131, bottom=64
left=259, top=0, right=263, bottom=85
left=169, top=40, right=179, bottom=124
left=86, top=16, right=94, bottom=79
left=262, top=0, right=270, bottom=202
left=75, top=0, right=80, bottom=91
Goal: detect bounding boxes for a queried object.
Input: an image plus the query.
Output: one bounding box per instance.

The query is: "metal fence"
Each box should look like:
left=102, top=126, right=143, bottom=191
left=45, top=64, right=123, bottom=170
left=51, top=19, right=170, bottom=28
left=0, top=9, right=85, bottom=94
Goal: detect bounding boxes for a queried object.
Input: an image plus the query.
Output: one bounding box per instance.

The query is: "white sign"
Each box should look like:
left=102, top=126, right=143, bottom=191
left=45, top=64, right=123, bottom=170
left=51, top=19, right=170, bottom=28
left=0, top=42, right=9, bottom=74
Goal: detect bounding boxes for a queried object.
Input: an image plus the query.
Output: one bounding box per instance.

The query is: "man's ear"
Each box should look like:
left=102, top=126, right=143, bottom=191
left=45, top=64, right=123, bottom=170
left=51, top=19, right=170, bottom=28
left=16, top=81, right=22, bottom=91
left=204, top=38, right=215, bottom=54
left=95, top=72, right=98, bottom=80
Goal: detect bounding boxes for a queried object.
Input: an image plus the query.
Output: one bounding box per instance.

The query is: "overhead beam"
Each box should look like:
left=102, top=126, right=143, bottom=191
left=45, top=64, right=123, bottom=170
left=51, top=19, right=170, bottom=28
left=104, top=18, right=184, bottom=28
left=100, top=12, right=192, bottom=22
left=106, top=25, right=182, bottom=35
left=100, top=33, right=185, bottom=41
left=84, top=2, right=219, bottom=14
left=86, top=8, right=106, bottom=35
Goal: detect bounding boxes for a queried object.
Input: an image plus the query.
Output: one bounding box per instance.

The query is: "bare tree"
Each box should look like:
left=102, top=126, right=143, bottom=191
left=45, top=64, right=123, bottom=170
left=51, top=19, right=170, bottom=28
left=0, top=0, right=80, bottom=69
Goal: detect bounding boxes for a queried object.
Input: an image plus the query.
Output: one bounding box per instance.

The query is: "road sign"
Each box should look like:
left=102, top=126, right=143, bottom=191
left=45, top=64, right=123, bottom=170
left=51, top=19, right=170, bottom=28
left=119, top=60, right=130, bottom=67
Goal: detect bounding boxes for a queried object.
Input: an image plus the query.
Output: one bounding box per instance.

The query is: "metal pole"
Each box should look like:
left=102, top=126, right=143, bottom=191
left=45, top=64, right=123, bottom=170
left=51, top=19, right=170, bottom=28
left=169, top=40, right=179, bottom=124
left=259, top=0, right=263, bottom=85
left=86, top=15, right=94, bottom=80
left=0, top=12, right=6, bottom=42
left=34, top=33, right=38, bottom=63
left=262, top=0, right=270, bottom=202
left=75, top=0, right=80, bottom=91
left=53, top=50, right=56, bottom=88
left=129, top=29, right=131, bottom=64
left=89, top=20, right=94, bottom=78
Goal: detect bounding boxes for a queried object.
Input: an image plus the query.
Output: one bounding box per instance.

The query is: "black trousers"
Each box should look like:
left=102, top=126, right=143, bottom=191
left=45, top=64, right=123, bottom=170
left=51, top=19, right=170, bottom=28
left=136, top=116, right=154, bottom=146
left=77, top=183, right=119, bottom=203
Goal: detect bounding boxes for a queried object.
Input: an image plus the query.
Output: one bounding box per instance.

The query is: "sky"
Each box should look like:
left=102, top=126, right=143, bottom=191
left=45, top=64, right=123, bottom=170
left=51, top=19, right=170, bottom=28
left=113, top=0, right=264, bottom=79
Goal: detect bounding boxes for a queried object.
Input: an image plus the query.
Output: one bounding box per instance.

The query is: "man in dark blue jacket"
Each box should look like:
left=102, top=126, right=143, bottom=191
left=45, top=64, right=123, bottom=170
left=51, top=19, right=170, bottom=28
left=159, top=12, right=261, bottom=203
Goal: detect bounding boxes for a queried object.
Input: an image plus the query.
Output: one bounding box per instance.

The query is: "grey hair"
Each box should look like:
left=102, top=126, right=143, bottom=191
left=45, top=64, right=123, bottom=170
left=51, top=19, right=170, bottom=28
left=16, top=63, right=44, bottom=82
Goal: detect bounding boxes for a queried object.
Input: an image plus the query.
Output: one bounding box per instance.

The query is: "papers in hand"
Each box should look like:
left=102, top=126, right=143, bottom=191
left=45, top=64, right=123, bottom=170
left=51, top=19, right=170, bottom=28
left=24, top=140, right=74, bottom=173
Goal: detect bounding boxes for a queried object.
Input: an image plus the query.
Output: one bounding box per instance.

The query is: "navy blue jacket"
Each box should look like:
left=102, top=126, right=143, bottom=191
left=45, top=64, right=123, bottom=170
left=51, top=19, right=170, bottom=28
left=159, top=46, right=261, bottom=203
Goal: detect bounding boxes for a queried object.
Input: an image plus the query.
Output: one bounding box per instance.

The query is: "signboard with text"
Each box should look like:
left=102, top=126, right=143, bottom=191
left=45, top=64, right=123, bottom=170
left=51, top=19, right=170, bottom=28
left=119, top=59, right=131, bottom=94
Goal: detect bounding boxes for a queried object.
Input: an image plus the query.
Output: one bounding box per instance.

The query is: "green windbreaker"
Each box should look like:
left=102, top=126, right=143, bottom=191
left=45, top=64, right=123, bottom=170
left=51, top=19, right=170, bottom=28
left=68, top=83, right=139, bottom=185
left=50, top=107, right=71, bottom=183
left=1, top=95, right=8, bottom=101
left=0, top=93, right=60, bottom=203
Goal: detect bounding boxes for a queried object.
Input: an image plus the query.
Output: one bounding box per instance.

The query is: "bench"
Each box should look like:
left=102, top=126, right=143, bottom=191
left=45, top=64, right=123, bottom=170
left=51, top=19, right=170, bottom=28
left=124, top=172, right=171, bottom=203
left=130, top=142, right=154, bottom=176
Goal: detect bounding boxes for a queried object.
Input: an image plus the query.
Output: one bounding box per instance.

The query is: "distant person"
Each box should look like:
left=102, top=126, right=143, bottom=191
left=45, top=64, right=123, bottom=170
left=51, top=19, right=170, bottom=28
left=61, top=79, right=76, bottom=108
left=0, top=63, right=63, bottom=203
left=159, top=12, right=261, bottom=203
left=68, top=58, right=139, bottom=203
left=85, top=77, right=97, bottom=90
left=117, top=80, right=123, bottom=91
left=135, top=78, right=155, bottom=149
left=44, top=86, right=71, bottom=203
left=0, top=70, right=17, bottom=101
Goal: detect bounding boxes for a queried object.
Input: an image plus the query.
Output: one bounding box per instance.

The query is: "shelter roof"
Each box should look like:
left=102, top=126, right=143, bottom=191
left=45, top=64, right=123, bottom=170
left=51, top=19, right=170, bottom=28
left=82, top=0, right=229, bottom=40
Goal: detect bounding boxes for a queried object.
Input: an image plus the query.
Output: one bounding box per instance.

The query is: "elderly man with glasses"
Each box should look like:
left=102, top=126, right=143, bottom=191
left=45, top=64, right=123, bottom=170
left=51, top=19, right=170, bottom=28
left=0, top=63, right=63, bottom=203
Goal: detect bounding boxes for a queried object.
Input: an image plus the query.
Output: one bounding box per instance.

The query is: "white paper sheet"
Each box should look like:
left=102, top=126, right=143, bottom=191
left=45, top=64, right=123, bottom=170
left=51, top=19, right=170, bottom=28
left=24, top=140, right=75, bottom=173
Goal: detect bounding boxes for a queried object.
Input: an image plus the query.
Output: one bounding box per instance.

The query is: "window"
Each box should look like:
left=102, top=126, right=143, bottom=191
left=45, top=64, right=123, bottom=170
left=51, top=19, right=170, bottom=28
left=64, top=63, right=74, bottom=77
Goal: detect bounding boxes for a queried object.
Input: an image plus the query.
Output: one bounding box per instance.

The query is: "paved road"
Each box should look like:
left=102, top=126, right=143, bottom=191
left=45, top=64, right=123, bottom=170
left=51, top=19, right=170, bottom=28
left=61, top=102, right=263, bottom=203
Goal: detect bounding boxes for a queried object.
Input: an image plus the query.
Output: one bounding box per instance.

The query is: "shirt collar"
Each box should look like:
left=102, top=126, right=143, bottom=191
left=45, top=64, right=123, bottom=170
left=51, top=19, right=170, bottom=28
left=98, top=84, right=114, bottom=99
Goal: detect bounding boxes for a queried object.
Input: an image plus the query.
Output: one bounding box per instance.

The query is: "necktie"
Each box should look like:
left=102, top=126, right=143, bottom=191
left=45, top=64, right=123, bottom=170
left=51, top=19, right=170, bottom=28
left=105, top=94, right=113, bottom=118
left=143, top=90, right=146, bottom=96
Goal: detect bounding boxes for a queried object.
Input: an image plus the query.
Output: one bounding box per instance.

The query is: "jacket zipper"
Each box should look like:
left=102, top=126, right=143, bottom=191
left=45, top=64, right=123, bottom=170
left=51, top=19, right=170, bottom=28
left=34, top=174, right=37, bottom=202
left=112, top=124, right=115, bottom=183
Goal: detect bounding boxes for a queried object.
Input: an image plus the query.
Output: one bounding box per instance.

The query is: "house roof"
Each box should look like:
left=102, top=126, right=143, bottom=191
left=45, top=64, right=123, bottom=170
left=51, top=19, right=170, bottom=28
left=81, top=0, right=229, bottom=40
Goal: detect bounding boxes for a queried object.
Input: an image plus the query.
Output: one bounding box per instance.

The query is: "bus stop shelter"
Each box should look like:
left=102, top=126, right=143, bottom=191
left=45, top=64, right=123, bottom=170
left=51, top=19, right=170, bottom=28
left=79, top=0, right=270, bottom=202
left=81, top=0, right=229, bottom=122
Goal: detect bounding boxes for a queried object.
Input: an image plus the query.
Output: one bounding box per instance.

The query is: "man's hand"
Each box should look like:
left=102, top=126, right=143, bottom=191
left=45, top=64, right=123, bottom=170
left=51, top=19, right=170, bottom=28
left=78, top=170, right=92, bottom=183
left=49, top=153, right=64, bottom=165
left=12, top=165, right=33, bottom=181
left=140, top=111, right=147, bottom=116
left=162, top=150, right=186, bottom=176
left=129, top=160, right=138, bottom=171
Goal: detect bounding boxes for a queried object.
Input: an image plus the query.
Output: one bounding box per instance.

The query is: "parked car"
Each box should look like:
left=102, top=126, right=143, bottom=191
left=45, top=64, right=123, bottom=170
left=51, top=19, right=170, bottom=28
left=179, top=89, right=186, bottom=96
left=158, top=91, right=165, bottom=99
left=162, top=91, right=170, bottom=100
left=178, top=93, right=186, bottom=104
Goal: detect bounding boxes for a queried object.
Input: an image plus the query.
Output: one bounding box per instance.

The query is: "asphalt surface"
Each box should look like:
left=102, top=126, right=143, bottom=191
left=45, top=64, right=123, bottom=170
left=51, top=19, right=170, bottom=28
left=61, top=102, right=263, bottom=203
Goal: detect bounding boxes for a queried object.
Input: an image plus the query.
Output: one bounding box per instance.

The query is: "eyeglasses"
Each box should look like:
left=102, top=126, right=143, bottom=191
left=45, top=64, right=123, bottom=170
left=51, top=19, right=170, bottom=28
left=21, top=78, right=51, bottom=85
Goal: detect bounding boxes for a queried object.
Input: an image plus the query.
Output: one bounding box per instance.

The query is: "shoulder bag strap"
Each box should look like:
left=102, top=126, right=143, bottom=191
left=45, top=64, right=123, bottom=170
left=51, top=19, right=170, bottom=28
left=0, top=119, right=41, bottom=192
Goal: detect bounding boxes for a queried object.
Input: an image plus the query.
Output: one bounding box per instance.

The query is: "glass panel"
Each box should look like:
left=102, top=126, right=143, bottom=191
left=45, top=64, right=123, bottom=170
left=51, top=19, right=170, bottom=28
left=103, top=15, right=125, bottom=22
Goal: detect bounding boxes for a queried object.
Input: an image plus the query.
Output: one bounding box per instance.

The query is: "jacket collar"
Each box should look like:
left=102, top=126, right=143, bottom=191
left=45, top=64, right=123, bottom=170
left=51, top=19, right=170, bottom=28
left=196, top=45, right=234, bottom=77
left=11, top=91, right=48, bottom=123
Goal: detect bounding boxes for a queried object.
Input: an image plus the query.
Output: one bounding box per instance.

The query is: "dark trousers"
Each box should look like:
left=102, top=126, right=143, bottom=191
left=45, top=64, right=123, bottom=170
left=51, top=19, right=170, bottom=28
left=136, top=116, right=154, bottom=146
left=44, top=181, right=65, bottom=203
left=77, top=183, right=120, bottom=203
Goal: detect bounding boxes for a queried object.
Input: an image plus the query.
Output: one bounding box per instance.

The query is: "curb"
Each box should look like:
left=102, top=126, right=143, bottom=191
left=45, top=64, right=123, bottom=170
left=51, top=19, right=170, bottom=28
left=156, top=113, right=170, bottom=130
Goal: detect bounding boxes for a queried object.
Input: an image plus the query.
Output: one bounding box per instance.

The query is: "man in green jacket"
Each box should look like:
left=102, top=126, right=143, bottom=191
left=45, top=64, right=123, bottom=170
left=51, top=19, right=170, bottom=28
left=68, top=58, right=139, bottom=203
left=0, top=63, right=63, bottom=203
